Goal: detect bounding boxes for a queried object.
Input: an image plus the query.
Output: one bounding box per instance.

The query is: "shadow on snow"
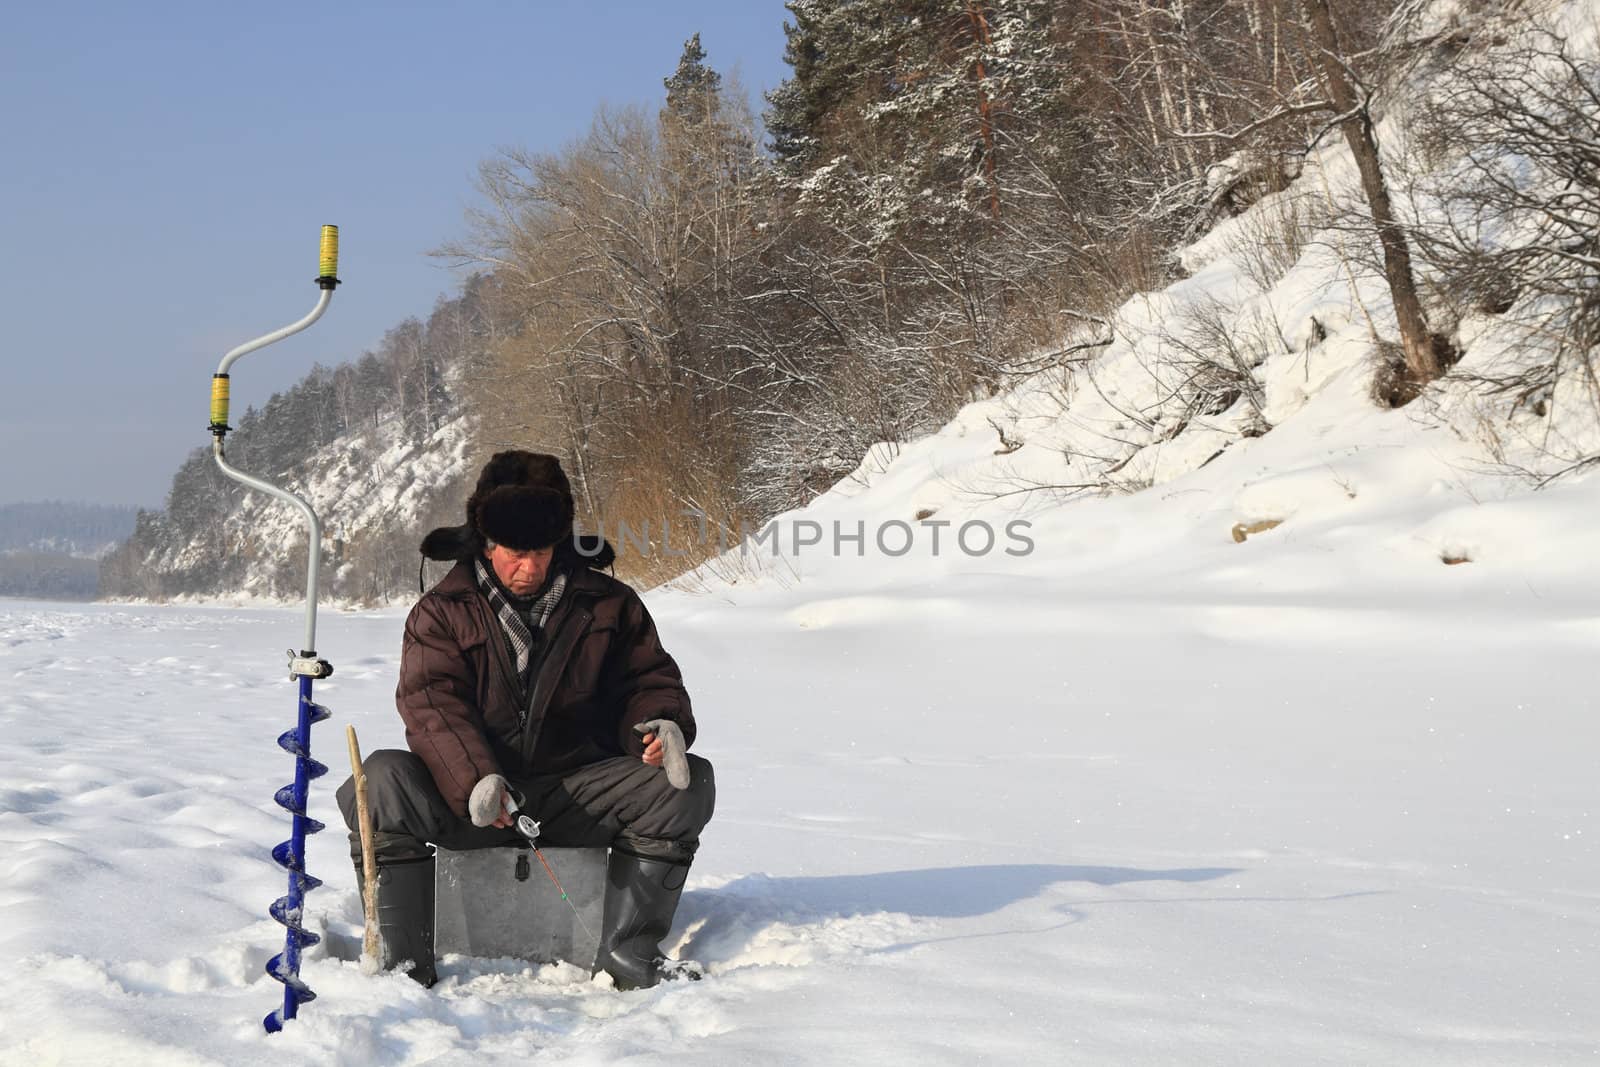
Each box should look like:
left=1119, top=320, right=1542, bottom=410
left=682, top=863, right=1242, bottom=924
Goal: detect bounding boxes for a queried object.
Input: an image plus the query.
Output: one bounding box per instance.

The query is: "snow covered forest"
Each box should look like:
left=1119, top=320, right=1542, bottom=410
left=105, top=0, right=1600, bottom=600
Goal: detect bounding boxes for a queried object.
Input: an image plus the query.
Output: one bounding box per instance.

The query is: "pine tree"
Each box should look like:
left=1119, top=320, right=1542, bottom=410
left=664, top=33, right=723, bottom=124
left=764, top=1, right=1074, bottom=245
left=764, top=2, right=839, bottom=172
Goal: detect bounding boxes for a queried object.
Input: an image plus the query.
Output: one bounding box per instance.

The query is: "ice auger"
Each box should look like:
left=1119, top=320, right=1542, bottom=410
left=208, top=227, right=341, bottom=1033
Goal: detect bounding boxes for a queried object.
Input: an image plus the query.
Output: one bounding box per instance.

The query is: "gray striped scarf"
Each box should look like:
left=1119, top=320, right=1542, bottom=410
left=474, top=558, right=568, bottom=677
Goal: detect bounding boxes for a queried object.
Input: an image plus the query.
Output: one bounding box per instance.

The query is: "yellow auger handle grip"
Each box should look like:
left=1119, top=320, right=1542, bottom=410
left=318, top=224, right=340, bottom=284
left=210, top=373, right=231, bottom=432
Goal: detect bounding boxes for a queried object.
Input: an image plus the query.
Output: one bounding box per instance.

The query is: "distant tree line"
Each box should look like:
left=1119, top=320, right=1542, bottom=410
left=0, top=551, right=100, bottom=601
left=0, top=502, right=134, bottom=600
left=0, top=501, right=137, bottom=557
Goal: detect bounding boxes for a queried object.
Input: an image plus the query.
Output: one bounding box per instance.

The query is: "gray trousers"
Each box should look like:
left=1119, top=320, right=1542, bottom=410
left=337, top=749, right=715, bottom=866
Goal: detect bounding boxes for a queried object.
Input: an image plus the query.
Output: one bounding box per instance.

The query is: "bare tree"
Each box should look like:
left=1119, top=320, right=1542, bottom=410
left=1410, top=15, right=1600, bottom=472
left=443, top=52, right=779, bottom=572
left=1146, top=0, right=1450, bottom=396
left=1301, top=0, right=1441, bottom=387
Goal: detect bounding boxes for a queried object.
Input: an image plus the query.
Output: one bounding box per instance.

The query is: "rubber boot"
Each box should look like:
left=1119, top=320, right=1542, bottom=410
left=598, top=850, right=690, bottom=990
left=358, top=855, right=437, bottom=987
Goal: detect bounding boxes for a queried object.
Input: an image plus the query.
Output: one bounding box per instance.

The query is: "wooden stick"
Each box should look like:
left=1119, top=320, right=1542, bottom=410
left=345, top=725, right=381, bottom=970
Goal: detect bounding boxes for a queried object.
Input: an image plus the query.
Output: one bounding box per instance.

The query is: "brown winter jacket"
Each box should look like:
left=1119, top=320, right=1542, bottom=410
left=396, top=558, right=695, bottom=817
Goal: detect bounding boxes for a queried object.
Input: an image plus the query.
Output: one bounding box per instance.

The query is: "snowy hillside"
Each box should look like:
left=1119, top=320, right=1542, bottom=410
left=671, top=0, right=1600, bottom=606
left=211, top=415, right=474, bottom=603
left=102, top=278, right=497, bottom=605
left=104, top=414, right=474, bottom=605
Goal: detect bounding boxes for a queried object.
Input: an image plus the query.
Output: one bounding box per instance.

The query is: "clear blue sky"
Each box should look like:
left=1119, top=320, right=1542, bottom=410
left=0, top=1, right=791, bottom=509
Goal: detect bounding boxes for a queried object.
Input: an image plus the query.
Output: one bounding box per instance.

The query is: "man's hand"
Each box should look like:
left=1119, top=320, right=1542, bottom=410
left=633, top=719, right=690, bottom=788
left=491, top=786, right=514, bottom=829
left=468, top=773, right=518, bottom=828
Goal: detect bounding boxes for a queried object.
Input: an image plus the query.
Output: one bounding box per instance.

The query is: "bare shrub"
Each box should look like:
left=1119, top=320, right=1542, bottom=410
left=1411, top=19, right=1600, bottom=445
left=1371, top=340, right=1424, bottom=408
left=1224, top=190, right=1329, bottom=294
left=1156, top=296, right=1276, bottom=429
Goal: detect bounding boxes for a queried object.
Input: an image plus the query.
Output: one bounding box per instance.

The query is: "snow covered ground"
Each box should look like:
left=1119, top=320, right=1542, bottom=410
left=1, top=467, right=1596, bottom=1065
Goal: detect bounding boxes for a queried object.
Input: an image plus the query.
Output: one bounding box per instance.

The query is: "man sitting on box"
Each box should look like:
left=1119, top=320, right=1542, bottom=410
left=336, top=450, right=714, bottom=990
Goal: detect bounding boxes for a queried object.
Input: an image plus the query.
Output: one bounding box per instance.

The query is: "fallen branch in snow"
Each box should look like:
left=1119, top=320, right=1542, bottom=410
left=1006, top=311, right=1115, bottom=375
left=1231, top=519, right=1284, bottom=543
left=1536, top=454, right=1600, bottom=490
left=988, top=418, right=1023, bottom=456
left=983, top=481, right=1107, bottom=501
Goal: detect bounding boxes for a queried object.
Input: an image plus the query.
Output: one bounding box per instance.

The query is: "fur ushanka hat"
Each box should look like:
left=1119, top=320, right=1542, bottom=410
left=421, top=451, right=576, bottom=561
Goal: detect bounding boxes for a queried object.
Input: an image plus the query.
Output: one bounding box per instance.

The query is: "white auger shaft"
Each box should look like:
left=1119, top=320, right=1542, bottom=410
left=209, top=226, right=341, bottom=655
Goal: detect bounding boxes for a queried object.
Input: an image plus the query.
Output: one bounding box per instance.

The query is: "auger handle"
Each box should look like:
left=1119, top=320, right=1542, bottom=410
left=318, top=224, right=340, bottom=288
left=210, top=225, right=340, bottom=432
left=210, top=225, right=342, bottom=655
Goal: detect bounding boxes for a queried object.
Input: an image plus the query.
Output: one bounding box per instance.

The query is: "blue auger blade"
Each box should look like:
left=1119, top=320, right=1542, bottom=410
left=268, top=895, right=323, bottom=941
left=271, top=839, right=306, bottom=872
left=266, top=952, right=318, bottom=1000
left=269, top=894, right=302, bottom=928
left=266, top=934, right=319, bottom=1033
left=274, top=789, right=328, bottom=831
left=264, top=673, right=328, bottom=1032
left=276, top=727, right=302, bottom=756
left=268, top=870, right=324, bottom=897
left=276, top=733, right=330, bottom=782
left=274, top=784, right=304, bottom=814
left=268, top=840, right=323, bottom=884
left=269, top=899, right=323, bottom=949
left=271, top=862, right=325, bottom=900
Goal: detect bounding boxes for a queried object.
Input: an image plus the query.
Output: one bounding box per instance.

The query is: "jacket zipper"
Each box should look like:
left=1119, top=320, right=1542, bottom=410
left=521, top=606, right=592, bottom=763
left=473, top=594, right=525, bottom=721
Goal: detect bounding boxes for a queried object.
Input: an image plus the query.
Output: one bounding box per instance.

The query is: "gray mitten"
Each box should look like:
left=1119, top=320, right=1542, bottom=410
left=634, top=719, right=691, bottom=790
left=468, top=773, right=510, bottom=827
